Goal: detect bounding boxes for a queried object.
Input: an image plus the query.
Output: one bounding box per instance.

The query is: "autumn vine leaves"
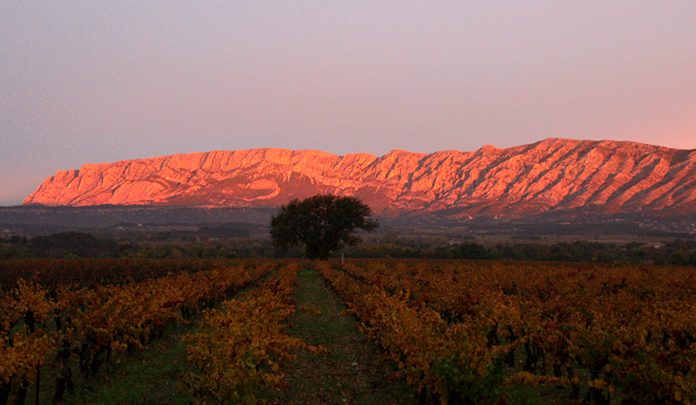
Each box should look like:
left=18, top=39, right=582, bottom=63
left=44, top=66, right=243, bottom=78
left=0, top=261, right=273, bottom=403
left=182, top=264, right=325, bottom=403
left=2, top=259, right=695, bottom=404
left=320, top=260, right=696, bottom=404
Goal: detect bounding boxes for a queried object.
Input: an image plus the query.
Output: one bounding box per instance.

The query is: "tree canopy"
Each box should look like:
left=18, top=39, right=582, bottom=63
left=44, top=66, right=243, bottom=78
left=270, top=195, right=378, bottom=259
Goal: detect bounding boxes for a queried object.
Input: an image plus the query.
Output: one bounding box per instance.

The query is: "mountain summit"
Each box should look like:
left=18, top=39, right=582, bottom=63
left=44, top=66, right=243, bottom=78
left=24, top=138, right=696, bottom=217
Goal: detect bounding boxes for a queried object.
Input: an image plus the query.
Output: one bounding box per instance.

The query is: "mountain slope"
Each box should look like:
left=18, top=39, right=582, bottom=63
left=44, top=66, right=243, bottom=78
left=23, top=138, right=696, bottom=217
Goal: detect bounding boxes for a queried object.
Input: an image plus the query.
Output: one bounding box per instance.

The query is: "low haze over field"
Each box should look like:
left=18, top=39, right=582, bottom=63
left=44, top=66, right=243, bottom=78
left=2, top=2, right=696, bottom=205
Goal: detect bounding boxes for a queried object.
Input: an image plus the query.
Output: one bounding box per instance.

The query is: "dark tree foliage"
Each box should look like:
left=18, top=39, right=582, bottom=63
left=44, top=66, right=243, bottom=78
left=270, top=195, right=378, bottom=260
left=29, top=232, right=122, bottom=258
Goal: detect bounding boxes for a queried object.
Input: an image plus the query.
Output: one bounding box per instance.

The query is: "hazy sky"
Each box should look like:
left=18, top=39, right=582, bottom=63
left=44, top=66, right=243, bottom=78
left=2, top=1, right=696, bottom=205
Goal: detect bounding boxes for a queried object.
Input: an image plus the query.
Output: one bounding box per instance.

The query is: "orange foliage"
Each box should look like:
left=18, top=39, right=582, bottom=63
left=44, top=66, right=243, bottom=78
left=323, top=260, right=696, bottom=404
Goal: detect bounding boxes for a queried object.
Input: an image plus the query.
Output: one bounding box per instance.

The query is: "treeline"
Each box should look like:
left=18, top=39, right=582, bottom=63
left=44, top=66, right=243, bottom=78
left=0, top=232, right=272, bottom=260
left=346, top=240, right=696, bottom=265
left=1, top=232, right=695, bottom=265
left=1, top=233, right=124, bottom=258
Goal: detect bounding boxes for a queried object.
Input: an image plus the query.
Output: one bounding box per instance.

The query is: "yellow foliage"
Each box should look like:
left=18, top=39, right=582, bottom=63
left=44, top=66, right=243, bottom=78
left=182, top=264, right=324, bottom=404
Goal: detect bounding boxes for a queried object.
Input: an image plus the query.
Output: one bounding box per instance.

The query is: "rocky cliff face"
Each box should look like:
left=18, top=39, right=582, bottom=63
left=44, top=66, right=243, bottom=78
left=23, top=138, right=696, bottom=217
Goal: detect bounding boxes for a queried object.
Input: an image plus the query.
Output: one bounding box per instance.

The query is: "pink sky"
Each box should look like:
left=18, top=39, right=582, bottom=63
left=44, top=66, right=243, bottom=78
left=1, top=1, right=695, bottom=205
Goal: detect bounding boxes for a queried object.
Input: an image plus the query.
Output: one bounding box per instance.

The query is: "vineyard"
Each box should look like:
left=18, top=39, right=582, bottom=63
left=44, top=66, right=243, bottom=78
left=320, top=260, right=696, bottom=404
left=0, top=259, right=276, bottom=404
left=1, top=258, right=695, bottom=404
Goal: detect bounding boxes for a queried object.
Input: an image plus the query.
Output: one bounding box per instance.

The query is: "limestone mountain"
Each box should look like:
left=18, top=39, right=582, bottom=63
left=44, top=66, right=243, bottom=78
left=24, top=138, right=696, bottom=217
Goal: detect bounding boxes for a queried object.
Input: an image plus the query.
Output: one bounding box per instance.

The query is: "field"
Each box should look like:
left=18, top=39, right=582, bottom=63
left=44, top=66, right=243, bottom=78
left=1, top=259, right=695, bottom=404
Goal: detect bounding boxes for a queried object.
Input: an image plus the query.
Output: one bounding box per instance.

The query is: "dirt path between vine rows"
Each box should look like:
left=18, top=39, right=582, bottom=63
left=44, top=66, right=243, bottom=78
left=271, top=267, right=415, bottom=405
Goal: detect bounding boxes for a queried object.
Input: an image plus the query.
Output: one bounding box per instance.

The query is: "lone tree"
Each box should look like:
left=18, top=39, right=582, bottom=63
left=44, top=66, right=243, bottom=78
left=270, top=195, right=378, bottom=260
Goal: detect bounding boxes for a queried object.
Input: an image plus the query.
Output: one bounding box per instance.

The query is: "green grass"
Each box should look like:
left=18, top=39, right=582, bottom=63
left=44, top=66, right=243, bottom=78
left=52, top=270, right=281, bottom=405
left=61, top=324, right=193, bottom=405
left=18, top=322, right=193, bottom=405
left=269, top=267, right=415, bottom=405
left=22, top=267, right=414, bottom=404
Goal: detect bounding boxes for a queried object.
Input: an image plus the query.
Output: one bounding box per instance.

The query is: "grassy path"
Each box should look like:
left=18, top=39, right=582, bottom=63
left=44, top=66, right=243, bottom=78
left=62, top=324, right=192, bottom=405
left=53, top=270, right=279, bottom=405
left=272, top=267, right=415, bottom=404
left=49, top=267, right=413, bottom=404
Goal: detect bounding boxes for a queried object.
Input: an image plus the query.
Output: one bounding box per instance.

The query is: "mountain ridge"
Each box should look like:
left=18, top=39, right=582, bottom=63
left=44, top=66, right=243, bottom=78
left=24, top=138, right=696, bottom=218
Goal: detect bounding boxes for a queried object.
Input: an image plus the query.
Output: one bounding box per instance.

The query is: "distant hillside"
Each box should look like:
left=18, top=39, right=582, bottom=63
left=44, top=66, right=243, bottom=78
left=24, top=138, right=696, bottom=217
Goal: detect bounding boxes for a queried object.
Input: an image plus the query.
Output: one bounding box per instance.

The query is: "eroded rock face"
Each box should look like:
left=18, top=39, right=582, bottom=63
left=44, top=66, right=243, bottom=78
left=23, top=138, right=696, bottom=217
